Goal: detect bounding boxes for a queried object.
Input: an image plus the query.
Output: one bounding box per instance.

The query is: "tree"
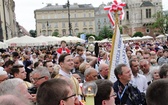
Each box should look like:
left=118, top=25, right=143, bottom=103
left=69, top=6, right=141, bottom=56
left=98, top=26, right=113, bottom=40
left=29, top=30, right=36, bottom=38
left=52, top=31, right=59, bottom=37
left=133, top=32, right=143, bottom=37
left=152, top=11, right=168, bottom=34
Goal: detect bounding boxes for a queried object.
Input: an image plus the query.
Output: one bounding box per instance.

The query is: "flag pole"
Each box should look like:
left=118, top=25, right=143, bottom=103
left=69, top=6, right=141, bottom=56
left=108, top=11, right=119, bottom=80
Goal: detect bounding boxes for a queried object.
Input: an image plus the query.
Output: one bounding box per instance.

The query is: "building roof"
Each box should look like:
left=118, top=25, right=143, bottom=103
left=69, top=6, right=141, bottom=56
left=140, top=1, right=154, bottom=7
left=35, top=3, right=94, bottom=11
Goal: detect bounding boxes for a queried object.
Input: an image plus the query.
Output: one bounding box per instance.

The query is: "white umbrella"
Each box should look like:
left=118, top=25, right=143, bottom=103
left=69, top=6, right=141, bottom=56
left=60, top=36, right=85, bottom=43
left=0, top=42, right=7, bottom=49
left=131, top=37, right=142, bottom=40
left=142, top=36, right=153, bottom=40
left=6, top=35, right=47, bottom=46
left=36, top=35, right=61, bottom=45
left=156, top=34, right=166, bottom=38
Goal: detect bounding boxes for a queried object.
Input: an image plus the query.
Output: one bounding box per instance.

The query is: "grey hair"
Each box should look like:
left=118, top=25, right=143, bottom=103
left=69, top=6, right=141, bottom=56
left=31, top=66, right=51, bottom=79
left=0, top=94, right=31, bottom=105
left=150, top=66, right=160, bottom=78
left=84, top=67, right=96, bottom=77
left=0, top=78, right=24, bottom=96
left=139, top=59, right=149, bottom=64
left=0, top=78, right=31, bottom=105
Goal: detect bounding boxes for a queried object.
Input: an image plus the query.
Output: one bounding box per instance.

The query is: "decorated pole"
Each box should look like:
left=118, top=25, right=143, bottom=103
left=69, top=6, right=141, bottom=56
left=104, top=0, right=128, bottom=82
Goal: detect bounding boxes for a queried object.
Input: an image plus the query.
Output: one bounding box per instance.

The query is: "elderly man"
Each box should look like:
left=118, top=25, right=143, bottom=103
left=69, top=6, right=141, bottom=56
left=113, top=64, right=144, bottom=105
left=31, top=66, right=51, bottom=88
left=139, top=59, right=152, bottom=84
left=84, top=67, right=98, bottom=82
left=0, top=95, right=31, bottom=105
left=98, top=63, right=109, bottom=79
left=0, top=78, right=32, bottom=103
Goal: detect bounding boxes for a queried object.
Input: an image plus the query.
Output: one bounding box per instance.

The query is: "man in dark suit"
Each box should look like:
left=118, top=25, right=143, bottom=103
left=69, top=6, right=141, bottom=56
left=98, top=63, right=109, bottom=79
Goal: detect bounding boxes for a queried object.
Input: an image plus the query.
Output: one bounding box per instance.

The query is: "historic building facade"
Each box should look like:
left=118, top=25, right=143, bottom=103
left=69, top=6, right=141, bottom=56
left=34, top=3, right=95, bottom=36
left=95, top=2, right=113, bottom=36
left=0, top=0, right=18, bottom=41
left=121, top=0, right=162, bottom=36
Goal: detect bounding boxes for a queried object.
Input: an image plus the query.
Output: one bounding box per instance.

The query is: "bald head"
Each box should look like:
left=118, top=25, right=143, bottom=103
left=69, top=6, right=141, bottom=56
left=84, top=67, right=98, bottom=82
left=98, top=63, right=109, bottom=79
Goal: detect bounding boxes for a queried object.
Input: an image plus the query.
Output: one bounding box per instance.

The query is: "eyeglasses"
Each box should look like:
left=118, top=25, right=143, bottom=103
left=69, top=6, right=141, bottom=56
left=110, top=92, right=117, bottom=98
left=31, top=76, right=45, bottom=82
left=62, top=94, right=76, bottom=100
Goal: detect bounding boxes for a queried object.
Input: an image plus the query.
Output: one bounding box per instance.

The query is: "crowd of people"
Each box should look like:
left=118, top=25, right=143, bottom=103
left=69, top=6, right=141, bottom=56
left=0, top=38, right=168, bottom=105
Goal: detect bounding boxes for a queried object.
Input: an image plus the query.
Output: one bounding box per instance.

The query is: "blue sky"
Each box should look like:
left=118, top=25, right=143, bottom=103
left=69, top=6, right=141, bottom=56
left=14, top=0, right=168, bottom=31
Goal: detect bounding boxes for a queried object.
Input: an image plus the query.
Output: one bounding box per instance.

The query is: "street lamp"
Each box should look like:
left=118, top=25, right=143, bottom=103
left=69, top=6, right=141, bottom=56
left=82, top=81, right=97, bottom=105
left=67, top=0, right=72, bottom=36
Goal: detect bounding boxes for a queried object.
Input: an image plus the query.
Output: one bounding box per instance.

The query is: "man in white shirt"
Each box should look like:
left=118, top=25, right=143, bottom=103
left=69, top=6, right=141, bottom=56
left=55, top=53, right=81, bottom=96
left=130, top=59, right=148, bottom=93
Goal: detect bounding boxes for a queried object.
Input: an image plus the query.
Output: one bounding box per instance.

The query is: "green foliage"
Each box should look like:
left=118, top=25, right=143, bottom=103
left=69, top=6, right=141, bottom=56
left=98, top=26, right=113, bottom=40
left=52, top=31, right=59, bottom=37
left=29, top=30, right=36, bottom=38
left=120, top=26, right=123, bottom=34
left=133, top=32, right=143, bottom=37
left=152, top=11, right=168, bottom=34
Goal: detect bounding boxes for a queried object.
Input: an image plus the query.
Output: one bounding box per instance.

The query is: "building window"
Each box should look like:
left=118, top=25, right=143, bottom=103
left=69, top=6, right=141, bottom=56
left=75, top=22, right=78, bottom=27
left=146, top=28, right=150, bottom=34
left=55, top=15, right=57, bottom=18
left=89, top=21, right=92, bottom=26
left=62, top=29, right=66, bottom=36
left=62, top=22, right=65, bottom=28
left=74, top=28, right=79, bottom=35
left=42, top=30, right=46, bottom=35
left=89, top=13, right=91, bottom=17
left=42, top=15, right=45, bottom=19
left=83, top=28, right=87, bottom=33
left=104, top=18, right=106, bottom=23
left=98, top=19, right=100, bottom=23
left=62, top=14, right=65, bottom=18
left=98, top=25, right=100, bottom=29
left=48, top=15, right=50, bottom=19
left=55, top=23, right=58, bottom=28
left=126, top=11, right=129, bottom=20
left=83, top=22, right=86, bottom=26
left=89, top=28, right=93, bottom=34
left=48, top=30, right=52, bottom=36
left=42, top=23, right=46, bottom=29
left=146, top=9, right=151, bottom=18
left=84, top=13, right=86, bottom=17
left=74, top=14, right=77, bottom=18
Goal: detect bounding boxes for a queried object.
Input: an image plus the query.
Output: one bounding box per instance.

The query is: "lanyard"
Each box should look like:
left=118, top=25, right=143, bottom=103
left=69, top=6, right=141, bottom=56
left=118, top=85, right=128, bottom=100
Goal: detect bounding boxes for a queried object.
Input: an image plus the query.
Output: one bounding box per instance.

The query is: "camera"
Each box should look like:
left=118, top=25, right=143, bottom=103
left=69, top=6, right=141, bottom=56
left=28, top=87, right=37, bottom=94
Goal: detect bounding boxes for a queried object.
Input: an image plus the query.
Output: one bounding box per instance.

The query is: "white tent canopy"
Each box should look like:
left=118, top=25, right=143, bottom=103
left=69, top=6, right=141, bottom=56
left=0, top=42, right=7, bottom=49
left=36, top=35, right=61, bottom=45
left=5, top=35, right=47, bottom=46
left=156, top=34, right=166, bottom=38
left=142, top=35, right=153, bottom=39
left=60, top=36, right=85, bottom=43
